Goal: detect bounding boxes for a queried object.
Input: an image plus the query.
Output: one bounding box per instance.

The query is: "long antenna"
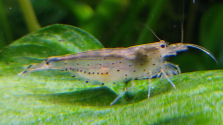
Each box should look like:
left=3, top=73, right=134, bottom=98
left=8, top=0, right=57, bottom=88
left=181, top=0, right=185, bottom=43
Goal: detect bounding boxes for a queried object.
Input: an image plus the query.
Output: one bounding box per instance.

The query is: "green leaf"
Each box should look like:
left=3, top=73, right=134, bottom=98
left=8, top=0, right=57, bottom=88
left=0, top=24, right=222, bottom=124
left=0, top=24, right=103, bottom=75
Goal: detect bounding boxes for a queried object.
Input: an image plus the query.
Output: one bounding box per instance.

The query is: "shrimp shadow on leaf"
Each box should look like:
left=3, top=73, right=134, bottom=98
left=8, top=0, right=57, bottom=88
left=27, top=80, right=173, bottom=106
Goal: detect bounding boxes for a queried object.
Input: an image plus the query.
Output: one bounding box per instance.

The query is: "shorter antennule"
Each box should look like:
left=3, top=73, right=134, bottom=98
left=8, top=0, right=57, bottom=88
left=140, top=23, right=161, bottom=41
left=185, top=44, right=218, bottom=64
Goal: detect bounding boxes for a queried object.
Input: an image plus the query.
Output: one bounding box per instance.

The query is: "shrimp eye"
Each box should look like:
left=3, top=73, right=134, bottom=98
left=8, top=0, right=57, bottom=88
left=160, top=44, right=165, bottom=48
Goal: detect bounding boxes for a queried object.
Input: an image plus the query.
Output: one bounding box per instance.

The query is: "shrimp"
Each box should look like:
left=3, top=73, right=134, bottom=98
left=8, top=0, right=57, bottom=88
left=18, top=39, right=217, bottom=105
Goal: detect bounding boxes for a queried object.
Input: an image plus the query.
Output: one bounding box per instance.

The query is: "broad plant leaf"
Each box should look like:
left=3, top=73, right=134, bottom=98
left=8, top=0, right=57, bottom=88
left=0, top=24, right=222, bottom=124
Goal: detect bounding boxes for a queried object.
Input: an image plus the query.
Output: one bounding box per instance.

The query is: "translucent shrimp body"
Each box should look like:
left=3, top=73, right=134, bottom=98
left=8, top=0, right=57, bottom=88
left=19, top=40, right=216, bottom=105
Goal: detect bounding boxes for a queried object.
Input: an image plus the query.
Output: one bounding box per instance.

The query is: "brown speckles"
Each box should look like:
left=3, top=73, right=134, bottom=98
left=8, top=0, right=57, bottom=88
left=62, top=68, right=68, bottom=71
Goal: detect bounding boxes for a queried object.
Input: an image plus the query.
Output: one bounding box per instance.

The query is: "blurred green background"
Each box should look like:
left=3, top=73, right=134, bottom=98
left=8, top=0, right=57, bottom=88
left=0, top=0, right=222, bottom=72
